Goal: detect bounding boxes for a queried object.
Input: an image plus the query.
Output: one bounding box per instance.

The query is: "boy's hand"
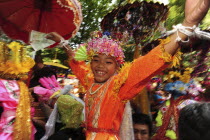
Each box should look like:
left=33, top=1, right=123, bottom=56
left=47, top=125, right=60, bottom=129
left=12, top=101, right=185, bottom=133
left=46, top=32, right=64, bottom=42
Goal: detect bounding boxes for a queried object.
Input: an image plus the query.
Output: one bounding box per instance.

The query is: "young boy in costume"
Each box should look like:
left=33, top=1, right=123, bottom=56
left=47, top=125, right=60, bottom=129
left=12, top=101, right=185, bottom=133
left=46, top=0, right=210, bottom=139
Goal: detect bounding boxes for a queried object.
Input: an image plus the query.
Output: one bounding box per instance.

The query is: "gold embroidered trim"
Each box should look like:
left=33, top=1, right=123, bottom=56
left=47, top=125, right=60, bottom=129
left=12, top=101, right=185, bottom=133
left=159, top=37, right=182, bottom=68
left=13, top=81, right=31, bottom=140
left=113, top=62, right=132, bottom=99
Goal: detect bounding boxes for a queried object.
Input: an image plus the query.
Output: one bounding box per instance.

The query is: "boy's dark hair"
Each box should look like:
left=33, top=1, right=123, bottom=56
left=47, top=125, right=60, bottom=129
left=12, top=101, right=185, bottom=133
left=48, top=127, right=86, bottom=140
left=132, top=113, right=153, bottom=136
left=178, top=103, right=210, bottom=140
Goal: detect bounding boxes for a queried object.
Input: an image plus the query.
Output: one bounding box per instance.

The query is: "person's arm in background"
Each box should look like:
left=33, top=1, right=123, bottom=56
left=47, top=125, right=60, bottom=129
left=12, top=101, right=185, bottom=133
left=164, top=0, right=210, bottom=55
left=46, top=33, right=73, bottom=60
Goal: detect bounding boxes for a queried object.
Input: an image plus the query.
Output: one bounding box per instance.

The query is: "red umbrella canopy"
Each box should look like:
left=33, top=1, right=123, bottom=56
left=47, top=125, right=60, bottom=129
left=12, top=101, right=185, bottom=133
left=0, top=0, right=82, bottom=43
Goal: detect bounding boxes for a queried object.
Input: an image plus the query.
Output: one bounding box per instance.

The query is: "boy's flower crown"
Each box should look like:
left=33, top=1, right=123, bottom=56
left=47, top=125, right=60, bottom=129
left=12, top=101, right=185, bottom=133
left=74, top=32, right=125, bottom=65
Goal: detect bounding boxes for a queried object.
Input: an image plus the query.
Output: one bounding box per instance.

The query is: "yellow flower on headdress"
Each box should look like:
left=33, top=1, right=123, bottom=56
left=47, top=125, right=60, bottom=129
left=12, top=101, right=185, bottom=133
left=87, top=49, right=95, bottom=61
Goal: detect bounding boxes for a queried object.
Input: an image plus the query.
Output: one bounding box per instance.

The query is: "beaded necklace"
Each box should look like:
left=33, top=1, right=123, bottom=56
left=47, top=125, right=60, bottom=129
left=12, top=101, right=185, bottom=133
left=88, top=78, right=112, bottom=95
left=88, top=83, right=104, bottom=95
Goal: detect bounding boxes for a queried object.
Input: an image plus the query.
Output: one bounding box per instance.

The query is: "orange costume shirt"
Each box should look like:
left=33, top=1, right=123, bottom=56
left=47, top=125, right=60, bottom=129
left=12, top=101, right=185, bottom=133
left=70, top=44, right=171, bottom=140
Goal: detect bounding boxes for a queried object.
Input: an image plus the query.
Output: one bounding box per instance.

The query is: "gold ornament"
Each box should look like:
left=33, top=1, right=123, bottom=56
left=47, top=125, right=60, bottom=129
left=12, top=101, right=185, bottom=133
left=0, top=41, right=35, bottom=80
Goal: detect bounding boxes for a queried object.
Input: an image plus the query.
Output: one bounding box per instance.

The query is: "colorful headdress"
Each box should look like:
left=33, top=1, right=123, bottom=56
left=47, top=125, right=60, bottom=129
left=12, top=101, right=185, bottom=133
left=0, top=41, right=35, bottom=80
left=74, top=35, right=125, bottom=64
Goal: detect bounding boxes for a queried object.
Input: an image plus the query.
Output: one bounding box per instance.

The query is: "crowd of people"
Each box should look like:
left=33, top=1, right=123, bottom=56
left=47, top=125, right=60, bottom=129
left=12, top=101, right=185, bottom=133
left=0, top=0, right=210, bottom=140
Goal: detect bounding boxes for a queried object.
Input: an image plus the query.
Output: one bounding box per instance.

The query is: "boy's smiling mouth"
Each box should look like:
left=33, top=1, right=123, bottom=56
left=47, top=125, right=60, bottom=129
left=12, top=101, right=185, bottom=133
left=95, top=71, right=106, bottom=76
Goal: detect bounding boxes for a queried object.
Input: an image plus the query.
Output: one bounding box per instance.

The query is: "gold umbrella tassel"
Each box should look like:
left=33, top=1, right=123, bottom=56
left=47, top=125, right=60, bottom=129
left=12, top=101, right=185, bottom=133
left=13, top=81, right=31, bottom=140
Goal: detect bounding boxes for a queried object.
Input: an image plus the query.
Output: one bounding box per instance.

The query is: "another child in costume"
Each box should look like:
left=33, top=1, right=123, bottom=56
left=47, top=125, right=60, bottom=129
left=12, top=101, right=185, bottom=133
left=32, top=72, right=85, bottom=140
left=46, top=0, right=210, bottom=139
left=40, top=85, right=86, bottom=140
left=0, top=41, right=35, bottom=140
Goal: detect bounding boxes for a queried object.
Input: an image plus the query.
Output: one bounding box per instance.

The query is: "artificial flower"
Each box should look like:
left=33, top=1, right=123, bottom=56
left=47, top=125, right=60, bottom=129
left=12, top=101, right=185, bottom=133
left=187, top=79, right=205, bottom=97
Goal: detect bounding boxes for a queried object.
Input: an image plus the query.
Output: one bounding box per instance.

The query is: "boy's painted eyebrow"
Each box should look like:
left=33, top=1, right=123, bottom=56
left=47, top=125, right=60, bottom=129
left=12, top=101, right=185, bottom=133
left=93, top=55, right=99, bottom=58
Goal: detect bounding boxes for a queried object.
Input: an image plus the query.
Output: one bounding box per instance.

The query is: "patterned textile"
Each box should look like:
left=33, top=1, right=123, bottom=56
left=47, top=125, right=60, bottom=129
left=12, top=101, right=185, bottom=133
left=0, top=79, right=35, bottom=140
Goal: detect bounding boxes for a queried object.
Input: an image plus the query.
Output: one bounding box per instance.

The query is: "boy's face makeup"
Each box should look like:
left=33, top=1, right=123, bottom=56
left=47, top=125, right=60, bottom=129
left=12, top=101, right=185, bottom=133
left=90, top=54, right=119, bottom=83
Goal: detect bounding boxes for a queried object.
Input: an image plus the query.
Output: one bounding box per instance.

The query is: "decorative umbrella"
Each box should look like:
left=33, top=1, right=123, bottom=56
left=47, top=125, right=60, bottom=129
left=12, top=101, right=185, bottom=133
left=101, top=1, right=168, bottom=54
left=0, top=0, right=82, bottom=44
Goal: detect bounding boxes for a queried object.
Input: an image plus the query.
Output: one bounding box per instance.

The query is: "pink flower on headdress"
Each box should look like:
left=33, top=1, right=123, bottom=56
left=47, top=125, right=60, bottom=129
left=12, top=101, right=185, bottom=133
left=86, top=37, right=125, bottom=64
